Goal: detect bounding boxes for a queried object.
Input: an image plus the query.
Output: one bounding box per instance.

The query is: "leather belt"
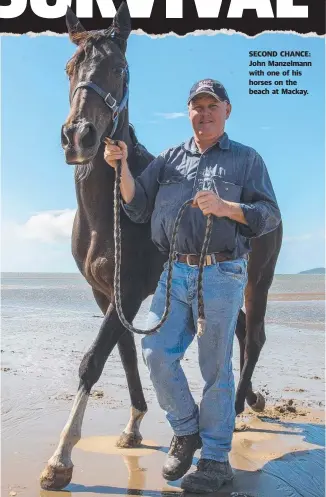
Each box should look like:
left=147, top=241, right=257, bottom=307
left=175, top=252, right=232, bottom=267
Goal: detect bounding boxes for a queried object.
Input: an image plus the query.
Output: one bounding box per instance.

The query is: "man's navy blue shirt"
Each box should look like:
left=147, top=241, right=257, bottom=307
left=123, top=133, right=281, bottom=258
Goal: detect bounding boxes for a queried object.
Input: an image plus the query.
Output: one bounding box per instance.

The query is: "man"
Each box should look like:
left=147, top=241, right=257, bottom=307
left=104, top=79, right=281, bottom=493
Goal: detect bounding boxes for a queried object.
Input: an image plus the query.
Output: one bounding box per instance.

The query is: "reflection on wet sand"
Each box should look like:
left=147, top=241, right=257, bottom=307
left=37, top=416, right=325, bottom=497
left=76, top=436, right=161, bottom=457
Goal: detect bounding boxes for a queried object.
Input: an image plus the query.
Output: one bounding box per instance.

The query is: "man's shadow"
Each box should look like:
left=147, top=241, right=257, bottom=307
left=39, top=419, right=325, bottom=497
left=256, top=416, right=325, bottom=446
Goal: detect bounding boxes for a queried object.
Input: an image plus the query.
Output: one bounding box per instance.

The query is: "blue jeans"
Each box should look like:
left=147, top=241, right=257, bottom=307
left=142, top=258, right=247, bottom=462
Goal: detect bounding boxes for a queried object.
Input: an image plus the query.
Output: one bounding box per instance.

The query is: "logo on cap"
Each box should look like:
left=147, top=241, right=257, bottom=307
left=196, top=80, right=215, bottom=92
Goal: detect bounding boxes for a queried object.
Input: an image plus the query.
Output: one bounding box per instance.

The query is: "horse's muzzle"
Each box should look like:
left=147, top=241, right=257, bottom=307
left=61, top=122, right=99, bottom=164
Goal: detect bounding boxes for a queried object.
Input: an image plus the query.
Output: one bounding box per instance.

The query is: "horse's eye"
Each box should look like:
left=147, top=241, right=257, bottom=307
left=112, top=67, right=124, bottom=75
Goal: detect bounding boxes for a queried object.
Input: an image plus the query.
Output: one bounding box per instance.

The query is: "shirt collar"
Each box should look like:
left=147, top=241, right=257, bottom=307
left=183, top=132, right=230, bottom=154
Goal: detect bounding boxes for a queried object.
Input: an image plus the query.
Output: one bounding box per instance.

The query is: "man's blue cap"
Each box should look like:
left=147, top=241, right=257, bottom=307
left=188, top=79, right=230, bottom=104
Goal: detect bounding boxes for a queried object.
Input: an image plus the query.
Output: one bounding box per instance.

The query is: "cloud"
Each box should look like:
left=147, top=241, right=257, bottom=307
left=1, top=210, right=77, bottom=271
left=1, top=216, right=77, bottom=273
left=155, top=112, right=187, bottom=120
left=13, top=209, right=76, bottom=243
left=2, top=211, right=325, bottom=274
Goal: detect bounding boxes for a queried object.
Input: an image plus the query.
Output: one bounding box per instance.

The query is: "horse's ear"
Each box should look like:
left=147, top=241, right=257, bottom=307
left=106, top=2, right=131, bottom=52
left=66, top=6, right=86, bottom=45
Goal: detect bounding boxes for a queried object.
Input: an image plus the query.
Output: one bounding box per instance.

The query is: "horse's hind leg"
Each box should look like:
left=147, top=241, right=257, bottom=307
left=235, top=309, right=266, bottom=415
left=92, top=289, right=148, bottom=448
left=40, top=293, right=143, bottom=491
left=235, top=287, right=268, bottom=416
left=235, top=309, right=246, bottom=375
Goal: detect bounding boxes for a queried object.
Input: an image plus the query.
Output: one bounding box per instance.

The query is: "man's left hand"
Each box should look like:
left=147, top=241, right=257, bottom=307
left=192, top=190, right=229, bottom=217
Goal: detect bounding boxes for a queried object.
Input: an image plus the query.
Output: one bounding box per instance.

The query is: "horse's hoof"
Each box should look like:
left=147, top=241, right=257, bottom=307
left=116, top=431, right=142, bottom=448
left=39, top=464, right=73, bottom=490
left=249, top=391, right=266, bottom=412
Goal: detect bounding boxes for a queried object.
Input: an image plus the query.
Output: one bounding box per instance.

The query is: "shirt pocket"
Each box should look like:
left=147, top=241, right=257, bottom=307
left=156, top=169, right=185, bottom=207
left=212, top=176, right=242, bottom=203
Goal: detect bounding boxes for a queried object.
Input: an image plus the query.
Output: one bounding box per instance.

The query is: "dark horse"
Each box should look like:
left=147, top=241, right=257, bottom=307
left=40, top=3, right=282, bottom=490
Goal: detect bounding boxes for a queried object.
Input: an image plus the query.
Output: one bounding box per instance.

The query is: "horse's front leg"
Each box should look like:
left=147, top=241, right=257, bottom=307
left=40, top=296, right=142, bottom=491
left=92, top=288, right=148, bottom=448
left=116, top=330, right=148, bottom=448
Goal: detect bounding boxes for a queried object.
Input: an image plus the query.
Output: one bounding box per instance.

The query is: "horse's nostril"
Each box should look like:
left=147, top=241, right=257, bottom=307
left=61, top=125, right=71, bottom=147
left=79, top=124, right=97, bottom=149
left=61, top=123, right=97, bottom=151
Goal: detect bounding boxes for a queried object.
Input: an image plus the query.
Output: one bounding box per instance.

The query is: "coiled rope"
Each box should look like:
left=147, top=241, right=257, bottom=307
left=113, top=154, right=213, bottom=337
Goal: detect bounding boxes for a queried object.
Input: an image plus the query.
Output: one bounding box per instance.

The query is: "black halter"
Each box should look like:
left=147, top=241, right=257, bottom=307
left=71, top=65, right=130, bottom=139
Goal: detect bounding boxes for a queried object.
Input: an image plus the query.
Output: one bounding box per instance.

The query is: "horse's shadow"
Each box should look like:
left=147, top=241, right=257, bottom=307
left=40, top=419, right=325, bottom=497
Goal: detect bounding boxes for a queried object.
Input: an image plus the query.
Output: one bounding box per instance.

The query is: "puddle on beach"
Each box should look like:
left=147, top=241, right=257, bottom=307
left=76, top=435, right=160, bottom=456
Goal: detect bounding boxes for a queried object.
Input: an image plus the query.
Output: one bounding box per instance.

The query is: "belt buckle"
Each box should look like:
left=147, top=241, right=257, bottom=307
left=186, top=255, right=198, bottom=267
left=206, top=254, right=212, bottom=266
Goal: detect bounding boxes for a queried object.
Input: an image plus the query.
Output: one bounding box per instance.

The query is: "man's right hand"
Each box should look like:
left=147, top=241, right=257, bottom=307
left=104, top=138, right=128, bottom=169
left=103, top=138, right=135, bottom=204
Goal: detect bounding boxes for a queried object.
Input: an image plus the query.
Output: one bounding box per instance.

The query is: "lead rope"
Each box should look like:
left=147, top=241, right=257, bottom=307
left=113, top=154, right=213, bottom=337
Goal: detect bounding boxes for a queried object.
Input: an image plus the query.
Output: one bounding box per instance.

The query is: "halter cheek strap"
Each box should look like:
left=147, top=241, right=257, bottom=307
left=71, top=65, right=130, bottom=139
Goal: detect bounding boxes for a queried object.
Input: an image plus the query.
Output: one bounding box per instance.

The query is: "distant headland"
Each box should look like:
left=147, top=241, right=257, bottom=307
left=298, top=268, right=325, bottom=275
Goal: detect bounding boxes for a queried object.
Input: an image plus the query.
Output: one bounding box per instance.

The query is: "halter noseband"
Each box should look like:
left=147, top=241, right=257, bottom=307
left=71, top=64, right=130, bottom=139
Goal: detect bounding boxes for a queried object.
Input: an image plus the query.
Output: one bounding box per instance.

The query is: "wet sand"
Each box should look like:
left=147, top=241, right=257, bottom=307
left=2, top=292, right=325, bottom=497
left=3, top=405, right=324, bottom=497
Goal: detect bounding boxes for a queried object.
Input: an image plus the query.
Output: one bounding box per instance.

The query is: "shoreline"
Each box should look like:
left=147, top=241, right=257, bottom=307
left=268, top=292, right=325, bottom=301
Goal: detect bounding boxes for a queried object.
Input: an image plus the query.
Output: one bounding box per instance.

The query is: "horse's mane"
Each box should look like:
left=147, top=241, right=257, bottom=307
left=70, top=28, right=113, bottom=46
left=129, top=123, right=140, bottom=148
left=67, top=27, right=127, bottom=77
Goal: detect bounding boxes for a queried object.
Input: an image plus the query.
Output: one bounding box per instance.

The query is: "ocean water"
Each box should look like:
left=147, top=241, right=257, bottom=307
left=1, top=272, right=325, bottom=329
left=1, top=272, right=325, bottom=413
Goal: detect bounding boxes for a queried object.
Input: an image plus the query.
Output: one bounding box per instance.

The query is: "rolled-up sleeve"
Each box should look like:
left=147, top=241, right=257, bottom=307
left=239, top=150, right=281, bottom=238
left=122, top=153, right=166, bottom=224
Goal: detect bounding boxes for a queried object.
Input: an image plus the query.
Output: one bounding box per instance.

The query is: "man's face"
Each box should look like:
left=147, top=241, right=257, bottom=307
left=188, top=94, right=231, bottom=140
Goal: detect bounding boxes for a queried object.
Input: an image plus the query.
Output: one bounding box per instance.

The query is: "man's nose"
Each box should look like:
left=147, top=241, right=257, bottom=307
left=200, top=108, right=211, bottom=117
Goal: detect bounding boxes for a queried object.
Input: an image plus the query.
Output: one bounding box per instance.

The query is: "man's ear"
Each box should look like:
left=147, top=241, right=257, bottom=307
left=225, top=103, right=232, bottom=120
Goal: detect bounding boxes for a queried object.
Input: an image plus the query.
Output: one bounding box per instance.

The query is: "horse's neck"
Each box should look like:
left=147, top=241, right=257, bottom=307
left=74, top=124, right=134, bottom=224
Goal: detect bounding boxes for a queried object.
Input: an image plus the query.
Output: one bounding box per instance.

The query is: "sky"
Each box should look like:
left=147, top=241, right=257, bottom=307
left=1, top=30, right=325, bottom=274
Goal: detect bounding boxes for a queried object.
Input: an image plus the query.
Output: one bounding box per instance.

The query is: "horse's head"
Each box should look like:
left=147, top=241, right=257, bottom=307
left=61, top=2, right=131, bottom=165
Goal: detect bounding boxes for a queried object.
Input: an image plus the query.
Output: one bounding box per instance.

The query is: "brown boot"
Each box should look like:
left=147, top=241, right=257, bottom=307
left=162, top=433, right=202, bottom=481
